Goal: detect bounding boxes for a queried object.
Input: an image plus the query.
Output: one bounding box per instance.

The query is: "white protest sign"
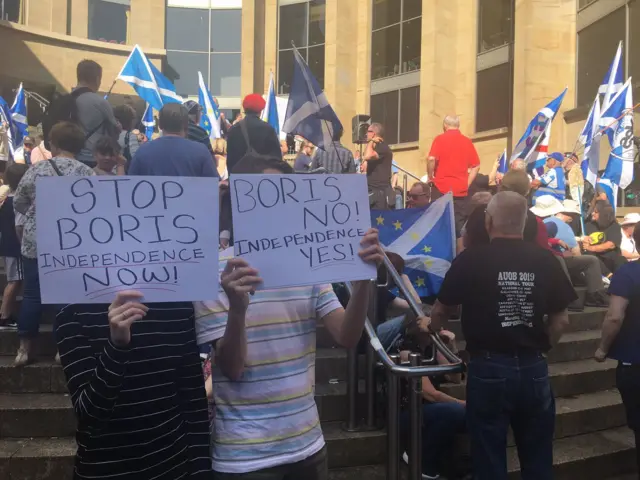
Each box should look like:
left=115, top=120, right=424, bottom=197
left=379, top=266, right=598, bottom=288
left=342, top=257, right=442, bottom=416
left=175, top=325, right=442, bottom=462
left=230, top=174, right=376, bottom=289
left=36, top=176, right=219, bottom=304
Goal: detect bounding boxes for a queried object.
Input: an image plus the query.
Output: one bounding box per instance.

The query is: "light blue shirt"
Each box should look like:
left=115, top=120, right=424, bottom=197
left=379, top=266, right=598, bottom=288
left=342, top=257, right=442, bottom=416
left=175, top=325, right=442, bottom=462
left=544, top=217, right=577, bottom=250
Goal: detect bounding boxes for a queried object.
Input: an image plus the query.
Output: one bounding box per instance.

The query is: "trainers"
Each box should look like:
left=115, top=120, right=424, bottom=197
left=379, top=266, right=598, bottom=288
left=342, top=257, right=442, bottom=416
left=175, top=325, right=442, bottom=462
left=14, top=348, right=31, bottom=367
left=401, top=452, right=440, bottom=479
left=54, top=351, right=61, bottom=364
left=602, top=276, right=611, bottom=287
left=585, top=290, right=610, bottom=308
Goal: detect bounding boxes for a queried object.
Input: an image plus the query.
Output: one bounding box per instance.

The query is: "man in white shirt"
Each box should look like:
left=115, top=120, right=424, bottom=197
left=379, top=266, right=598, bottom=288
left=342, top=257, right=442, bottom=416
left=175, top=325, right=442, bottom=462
left=621, top=213, right=640, bottom=261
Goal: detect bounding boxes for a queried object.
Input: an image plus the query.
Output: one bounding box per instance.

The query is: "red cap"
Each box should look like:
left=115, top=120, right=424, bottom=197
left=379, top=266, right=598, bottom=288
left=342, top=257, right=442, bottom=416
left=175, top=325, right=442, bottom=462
left=242, top=93, right=266, bottom=113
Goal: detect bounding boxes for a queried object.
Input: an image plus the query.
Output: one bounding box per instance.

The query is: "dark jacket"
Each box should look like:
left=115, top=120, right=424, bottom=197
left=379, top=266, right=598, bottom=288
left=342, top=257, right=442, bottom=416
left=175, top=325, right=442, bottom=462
left=187, top=121, right=214, bottom=155
left=0, top=196, right=20, bottom=258
left=226, top=113, right=281, bottom=174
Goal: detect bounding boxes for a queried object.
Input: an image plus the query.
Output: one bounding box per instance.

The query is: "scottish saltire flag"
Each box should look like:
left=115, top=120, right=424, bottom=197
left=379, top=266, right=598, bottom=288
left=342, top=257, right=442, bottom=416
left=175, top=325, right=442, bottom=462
left=497, top=149, right=508, bottom=175
left=142, top=104, right=155, bottom=140
left=372, top=195, right=456, bottom=298
left=600, top=78, right=635, bottom=207
left=510, top=88, right=567, bottom=169
left=530, top=123, right=551, bottom=178
left=597, top=178, right=618, bottom=210
left=10, top=83, right=28, bottom=145
left=580, top=95, right=601, bottom=187
left=0, top=96, right=17, bottom=158
left=197, top=72, right=221, bottom=140
left=117, top=45, right=183, bottom=112
left=282, top=47, right=342, bottom=152
left=261, top=71, right=280, bottom=135
left=600, top=42, right=624, bottom=112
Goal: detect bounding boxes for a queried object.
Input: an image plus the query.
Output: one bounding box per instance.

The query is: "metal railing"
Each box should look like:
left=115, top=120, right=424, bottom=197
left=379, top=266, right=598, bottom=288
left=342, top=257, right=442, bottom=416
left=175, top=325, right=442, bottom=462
left=342, top=252, right=464, bottom=480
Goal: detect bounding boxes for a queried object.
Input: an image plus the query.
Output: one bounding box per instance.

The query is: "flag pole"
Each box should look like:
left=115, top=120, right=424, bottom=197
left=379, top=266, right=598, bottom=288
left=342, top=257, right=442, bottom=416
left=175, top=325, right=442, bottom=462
left=576, top=186, right=586, bottom=236
left=571, top=102, right=639, bottom=157
left=104, top=79, right=118, bottom=100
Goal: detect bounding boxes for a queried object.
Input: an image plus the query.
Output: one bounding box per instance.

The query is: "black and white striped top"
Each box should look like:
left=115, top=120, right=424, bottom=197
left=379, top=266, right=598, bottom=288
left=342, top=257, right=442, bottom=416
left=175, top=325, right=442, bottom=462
left=55, top=302, right=211, bottom=480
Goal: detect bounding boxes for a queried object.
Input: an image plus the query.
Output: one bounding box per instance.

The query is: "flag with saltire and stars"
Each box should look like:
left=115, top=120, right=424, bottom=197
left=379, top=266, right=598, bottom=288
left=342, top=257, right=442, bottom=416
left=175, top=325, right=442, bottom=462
left=371, top=194, right=456, bottom=298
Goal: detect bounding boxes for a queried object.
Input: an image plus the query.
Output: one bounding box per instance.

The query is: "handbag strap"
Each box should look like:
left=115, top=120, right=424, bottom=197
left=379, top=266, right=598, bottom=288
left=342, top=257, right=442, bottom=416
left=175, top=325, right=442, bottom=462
left=48, top=159, right=63, bottom=176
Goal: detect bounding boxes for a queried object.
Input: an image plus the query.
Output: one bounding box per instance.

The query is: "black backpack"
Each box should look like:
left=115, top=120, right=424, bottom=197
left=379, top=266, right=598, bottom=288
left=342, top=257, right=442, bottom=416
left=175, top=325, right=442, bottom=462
left=42, top=87, right=93, bottom=150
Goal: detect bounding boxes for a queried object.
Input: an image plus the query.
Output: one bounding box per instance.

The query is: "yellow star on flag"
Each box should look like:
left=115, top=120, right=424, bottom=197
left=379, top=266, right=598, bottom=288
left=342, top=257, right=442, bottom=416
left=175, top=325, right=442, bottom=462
left=415, top=277, right=425, bottom=287
left=424, top=259, right=433, bottom=268
left=410, top=232, right=420, bottom=241
left=422, top=246, right=432, bottom=253
left=393, top=220, right=403, bottom=231
left=376, top=215, right=385, bottom=226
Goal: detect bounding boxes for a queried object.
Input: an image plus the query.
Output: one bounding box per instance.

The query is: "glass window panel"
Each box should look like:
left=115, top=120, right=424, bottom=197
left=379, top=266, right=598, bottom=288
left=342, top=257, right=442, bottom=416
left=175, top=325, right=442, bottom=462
left=308, top=45, right=325, bottom=89
left=165, top=51, right=208, bottom=97
left=88, top=0, right=130, bottom=44
left=372, top=0, right=400, bottom=30
left=401, top=17, right=421, bottom=74
left=577, top=7, right=625, bottom=107
left=371, top=24, right=401, bottom=80
left=308, top=0, right=326, bottom=46
left=631, top=0, right=640, bottom=98
left=278, top=49, right=298, bottom=95
left=166, top=7, right=209, bottom=52
left=210, top=53, right=241, bottom=97
left=402, top=0, right=422, bottom=20
left=399, top=86, right=420, bottom=143
left=476, top=63, right=510, bottom=133
left=477, top=0, right=512, bottom=54
left=1, top=0, right=22, bottom=22
left=279, top=3, right=308, bottom=50
left=370, top=90, right=399, bottom=145
left=210, top=9, right=242, bottom=52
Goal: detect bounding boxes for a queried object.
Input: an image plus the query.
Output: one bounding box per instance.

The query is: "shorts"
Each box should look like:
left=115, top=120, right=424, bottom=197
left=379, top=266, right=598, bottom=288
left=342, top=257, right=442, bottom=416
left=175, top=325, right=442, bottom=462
left=4, top=257, right=23, bottom=282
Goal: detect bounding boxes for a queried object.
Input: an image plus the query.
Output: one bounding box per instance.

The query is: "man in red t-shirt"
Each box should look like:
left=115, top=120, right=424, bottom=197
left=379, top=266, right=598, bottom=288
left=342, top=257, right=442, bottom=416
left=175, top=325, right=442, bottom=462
left=427, top=115, right=481, bottom=236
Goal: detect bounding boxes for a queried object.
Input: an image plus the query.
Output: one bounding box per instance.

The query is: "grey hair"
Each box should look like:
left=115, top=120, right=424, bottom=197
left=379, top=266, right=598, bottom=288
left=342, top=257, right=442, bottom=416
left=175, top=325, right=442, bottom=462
left=470, top=191, right=492, bottom=207
left=443, top=115, right=460, bottom=129
left=370, top=122, right=385, bottom=137
left=486, top=191, right=528, bottom=236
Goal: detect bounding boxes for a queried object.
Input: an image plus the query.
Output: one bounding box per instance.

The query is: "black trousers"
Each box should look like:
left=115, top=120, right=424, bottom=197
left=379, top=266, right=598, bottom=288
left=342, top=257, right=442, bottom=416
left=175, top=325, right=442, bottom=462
left=616, top=363, right=640, bottom=476
left=430, top=186, right=468, bottom=238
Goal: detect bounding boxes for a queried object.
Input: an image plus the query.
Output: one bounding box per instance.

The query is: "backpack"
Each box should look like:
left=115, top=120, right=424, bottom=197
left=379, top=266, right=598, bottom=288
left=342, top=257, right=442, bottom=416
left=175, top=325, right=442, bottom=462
left=42, top=87, right=92, bottom=150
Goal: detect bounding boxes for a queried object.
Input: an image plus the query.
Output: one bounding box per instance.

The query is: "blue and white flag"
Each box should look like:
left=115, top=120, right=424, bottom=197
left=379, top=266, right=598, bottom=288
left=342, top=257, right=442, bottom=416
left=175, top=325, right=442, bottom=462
left=497, top=149, right=508, bottom=175
left=600, top=41, right=624, bottom=112
left=510, top=88, right=567, bottom=169
left=0, top=96, right=16, bottom=158
left=600, top=78, right=635, bottom=203
left=282, top=47, right=343, bottom=152
left=372, top=195, right=456, bottom=298
left=197, top=71, right=221, bottom=140
left=10, top=83, right=28, bottom=145
left=142, top=103, right=155, bottom=140
left=261, top=71, right=280, bottom=135
left=596, top=177, right=618, bottom=210
left=579, top=94, right=601, bottom=188
left=117, top=45, right=183, bottom=112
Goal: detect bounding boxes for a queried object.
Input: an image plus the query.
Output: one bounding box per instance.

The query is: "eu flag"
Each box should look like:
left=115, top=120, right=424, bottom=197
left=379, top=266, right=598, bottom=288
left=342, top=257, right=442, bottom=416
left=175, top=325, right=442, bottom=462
left=372, top=194, right=456, bottom=298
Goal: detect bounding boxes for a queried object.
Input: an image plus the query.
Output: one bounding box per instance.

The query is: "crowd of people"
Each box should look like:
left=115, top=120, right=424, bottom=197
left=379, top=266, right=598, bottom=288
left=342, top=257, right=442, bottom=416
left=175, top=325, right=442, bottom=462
left=0, top=55, right=638, bottom=480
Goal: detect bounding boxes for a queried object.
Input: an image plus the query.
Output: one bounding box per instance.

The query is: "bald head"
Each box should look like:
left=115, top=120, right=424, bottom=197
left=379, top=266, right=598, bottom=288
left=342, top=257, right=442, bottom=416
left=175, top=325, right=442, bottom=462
left=443, top=115, right=460, bottom=131
left=485, top=191, right=528, bottom=239
left=511, top=158, right=525, bottom=171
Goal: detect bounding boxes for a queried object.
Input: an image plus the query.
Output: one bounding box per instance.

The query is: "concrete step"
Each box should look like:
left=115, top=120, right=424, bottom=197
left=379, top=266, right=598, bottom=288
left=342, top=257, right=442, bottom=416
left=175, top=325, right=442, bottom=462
left=0, top=387, right=625, bottom=441
left=0, top=357, right=66, bottom=394
left=326, top=427, right=637, bottom=479
left=0, top=324, right=57, bottom=357
left=440, top=358, right=618, bottom=400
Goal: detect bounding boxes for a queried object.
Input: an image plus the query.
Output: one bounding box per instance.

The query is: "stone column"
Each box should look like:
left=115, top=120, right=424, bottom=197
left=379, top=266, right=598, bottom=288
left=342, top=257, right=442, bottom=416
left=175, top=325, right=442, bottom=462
left=70, top=0, right=88, bottom=38
left=129, top=0, right=166, bottom=49
left=354, top=0, right=372, bottom=115
left=263, top=0, right=278, bottom=94
left=512, top=0, right=577, bottom=154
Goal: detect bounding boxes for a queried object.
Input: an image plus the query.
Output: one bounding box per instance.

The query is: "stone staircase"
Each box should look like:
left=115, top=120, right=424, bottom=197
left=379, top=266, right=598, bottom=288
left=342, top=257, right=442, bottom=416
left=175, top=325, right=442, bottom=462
left=0, top=306, right=637, bottom=479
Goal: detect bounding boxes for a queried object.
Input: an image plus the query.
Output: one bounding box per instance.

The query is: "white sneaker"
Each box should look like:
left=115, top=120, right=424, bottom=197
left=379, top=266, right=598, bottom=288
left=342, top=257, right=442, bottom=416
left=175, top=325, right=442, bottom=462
left=402, top=451, right=409, bottom=464
left=603, top=276, right=611, bottom=286
left=401, top=452, right=440, bottom=479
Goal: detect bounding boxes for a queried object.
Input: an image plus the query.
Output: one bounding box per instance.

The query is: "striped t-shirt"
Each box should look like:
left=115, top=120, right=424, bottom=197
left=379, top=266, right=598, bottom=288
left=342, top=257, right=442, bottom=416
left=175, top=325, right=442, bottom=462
left=194, top=280, right=342, bottom=473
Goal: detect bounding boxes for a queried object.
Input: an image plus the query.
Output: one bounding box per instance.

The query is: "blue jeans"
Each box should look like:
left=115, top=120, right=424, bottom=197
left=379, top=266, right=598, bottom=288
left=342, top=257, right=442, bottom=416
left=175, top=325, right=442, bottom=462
left=400, top=402, right=466, bottom=477
left=376, top=315, right=405, bottom=350
left=466, top=353, right=555, bottom=480
left=18, top=256, right=43, bottom=338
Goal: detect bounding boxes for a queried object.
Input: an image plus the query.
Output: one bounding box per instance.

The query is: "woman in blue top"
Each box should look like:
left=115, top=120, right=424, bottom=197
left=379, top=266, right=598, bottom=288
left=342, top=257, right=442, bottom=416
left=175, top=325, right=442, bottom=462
left=596, top=221, right=640, bottom=474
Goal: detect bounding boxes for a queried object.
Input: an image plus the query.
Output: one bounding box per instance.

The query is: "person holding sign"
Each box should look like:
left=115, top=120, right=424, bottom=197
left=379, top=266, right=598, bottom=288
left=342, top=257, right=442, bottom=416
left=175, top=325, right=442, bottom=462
left=55, top=290, right=211, bottom=480
left=195, top=156, right=384, bottom=479
left=13, top=122, right=95, bottom=366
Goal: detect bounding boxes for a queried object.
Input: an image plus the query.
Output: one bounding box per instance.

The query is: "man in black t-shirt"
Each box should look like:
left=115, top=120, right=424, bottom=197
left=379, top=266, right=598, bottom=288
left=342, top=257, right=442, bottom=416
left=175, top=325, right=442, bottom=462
left=430, top=191, right=576, bottom=480
left=363, top=122, right=394, bottom=210
left=583, top=199, right=627, bottom=276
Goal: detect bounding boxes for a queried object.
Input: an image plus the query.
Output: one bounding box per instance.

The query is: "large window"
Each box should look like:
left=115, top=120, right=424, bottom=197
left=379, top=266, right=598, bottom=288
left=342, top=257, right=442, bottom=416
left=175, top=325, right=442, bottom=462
left=475, top=0, right=513, bottom=133
left=88, top=0, right=130, bottom=44
left=0, top=0, right=22, bottom=23
left=165, top=4, right=241, bottom=98
left=277, top=0, right=326, bottom=95
left=576, top=1, right=639, bottom=108
left=370, top=86, right=420, bottom=145
left=476, top=63, right=511, bottom=133
left=371, top=0, right=422, bottom=80
left=477, top=0, right=512, bottom=53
